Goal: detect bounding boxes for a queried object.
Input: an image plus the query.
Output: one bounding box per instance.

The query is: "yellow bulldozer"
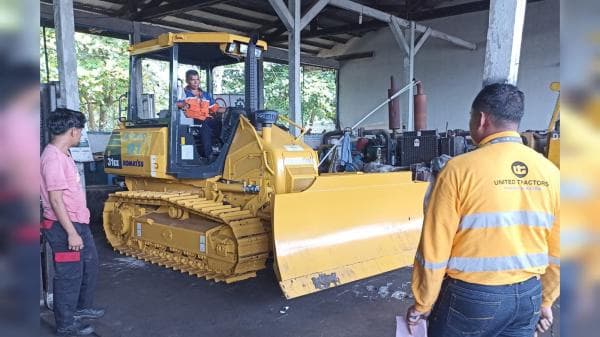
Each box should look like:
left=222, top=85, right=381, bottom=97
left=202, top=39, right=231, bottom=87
left=103, top=32, right=428, bottom=299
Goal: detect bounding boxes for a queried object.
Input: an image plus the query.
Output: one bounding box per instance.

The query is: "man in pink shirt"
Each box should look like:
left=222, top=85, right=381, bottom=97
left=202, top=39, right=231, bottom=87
left=40, top=108, right=104, bottom=336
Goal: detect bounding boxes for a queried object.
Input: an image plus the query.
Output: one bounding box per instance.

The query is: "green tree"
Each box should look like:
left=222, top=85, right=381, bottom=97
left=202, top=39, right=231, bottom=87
left=302, top=67, right=336, bottom=129
left=41, top=28, right=129, bottom=131
left=41, top=29, right=338, bottom=132
left=218, top=61, right=336, bottom=130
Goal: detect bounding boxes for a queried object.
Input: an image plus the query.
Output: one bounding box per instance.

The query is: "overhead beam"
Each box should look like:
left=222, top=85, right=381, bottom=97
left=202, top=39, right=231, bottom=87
left=331, top=51, right=374, bottom=61
left=264, top=47, right=339, bottom=69
left=133, top=0, right=229, bottom=21
left=389, top=17, right=409, bottom=54
left=201, top=7, right=276, bottom=26
left=116, top=0, right=143, bottom=18
left=271, top=43, right=320, bottom=55
left=268, top=0, right=293, bottom=31
left=409, top=0, right=544, bottom=21
left=328, top=0, right=476, bottom=50
left=42, top=0, right=120, bottom=17
left=271, top=20, right=383, bottom=43
left=319, top=35, right=349, bottom=44
left=301, top=39, right=335, bottom=49
left=153, top=17, right=234, bottom=34
left=414, top=27, right=432, bottom=53
left=483, top=0, right=527, bottom=85
left=176, top=13, right=255, bottom=32
left=260, top=3, right=357, bottom=41
left=300, top=0, right=330, bottom=30
left=40, top=2, right=175, bottom=40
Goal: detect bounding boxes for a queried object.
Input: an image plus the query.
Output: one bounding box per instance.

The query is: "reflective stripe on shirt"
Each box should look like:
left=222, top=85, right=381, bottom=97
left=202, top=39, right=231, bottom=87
left=447, top=253, right=548, bottom=272
left=415, top=251, right=447, bottom=270
left=458, top=211, right=554, bottom=230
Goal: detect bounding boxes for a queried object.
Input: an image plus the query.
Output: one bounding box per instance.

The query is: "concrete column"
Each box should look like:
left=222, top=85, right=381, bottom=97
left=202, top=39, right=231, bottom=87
left=288, top=0, right=302, bottom=136
left=402, top=56, right=410, bottom=130
left=483, top=0, right=527, bottom=86
left=269, top=0, right=329, bottom=136
left=54, top=0, right=92, bottom=183
left=407, top=22, right=415, bottom=131
left=53, top=0, right=80, bottom=110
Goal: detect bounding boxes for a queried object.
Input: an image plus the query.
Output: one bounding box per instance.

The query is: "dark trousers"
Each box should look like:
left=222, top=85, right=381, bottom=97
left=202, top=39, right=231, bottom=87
left=196, top=116, right=222, bottom=158
left=42, top=221, right=99, bottom=329
left=428, top=277, right=541, bottom=337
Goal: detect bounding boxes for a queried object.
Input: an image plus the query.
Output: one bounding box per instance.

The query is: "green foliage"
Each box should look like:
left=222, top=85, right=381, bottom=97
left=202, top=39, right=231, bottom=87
left=41, top=28, right=129, bottom=131
left=263, top=63, right=290, bottom=118
left=302, top=67, right=336, bottom=129
left=40, top=28, right=337, bottom=132
left=141, top=58, right=171, bottom=114
left=216, top=62, right=337, bottom=130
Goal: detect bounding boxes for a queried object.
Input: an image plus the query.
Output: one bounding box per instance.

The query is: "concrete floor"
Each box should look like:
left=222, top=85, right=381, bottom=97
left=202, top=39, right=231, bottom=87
left=40, top=228, right=559, bottom=337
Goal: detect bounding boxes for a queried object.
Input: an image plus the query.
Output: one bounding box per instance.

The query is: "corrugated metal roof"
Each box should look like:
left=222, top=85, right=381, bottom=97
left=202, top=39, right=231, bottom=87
left=40, top=0, right=496, bottom=55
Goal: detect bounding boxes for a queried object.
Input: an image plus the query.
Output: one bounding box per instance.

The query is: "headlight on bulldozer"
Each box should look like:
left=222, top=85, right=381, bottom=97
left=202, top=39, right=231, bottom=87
left=226, top=42, right=238, bottom=53
left=239, top=43, right=248, bottom=55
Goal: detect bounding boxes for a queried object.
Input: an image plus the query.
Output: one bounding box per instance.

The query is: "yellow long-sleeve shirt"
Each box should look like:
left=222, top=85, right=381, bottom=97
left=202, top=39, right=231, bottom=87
left=412, top=131, right=560, bottom=313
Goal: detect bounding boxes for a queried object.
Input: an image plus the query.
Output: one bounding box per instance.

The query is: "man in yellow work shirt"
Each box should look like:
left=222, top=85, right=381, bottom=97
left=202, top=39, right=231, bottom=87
left=406, top=83, right=560, bottom=337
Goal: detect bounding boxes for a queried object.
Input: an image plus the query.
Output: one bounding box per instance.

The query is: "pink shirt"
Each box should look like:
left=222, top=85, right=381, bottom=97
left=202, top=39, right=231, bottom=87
left=40, top=144, right=90, bottom=224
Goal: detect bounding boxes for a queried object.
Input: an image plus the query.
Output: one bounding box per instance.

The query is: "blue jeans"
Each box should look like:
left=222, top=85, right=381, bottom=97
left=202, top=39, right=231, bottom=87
left=197, top=117, right=222, bottom=158
left=428, top=277, right=541, bottom=337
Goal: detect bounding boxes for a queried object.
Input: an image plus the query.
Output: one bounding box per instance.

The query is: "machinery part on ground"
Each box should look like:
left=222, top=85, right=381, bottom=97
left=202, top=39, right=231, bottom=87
left=388, top=76, right=401, bottom=131
left=319, top=80, right=418, bottom=166
left=438, top=130, right=469, bottom=157
left=319, top=127, right=455, bottom=174
left=414, top=81, right=428, bottom=131
left=395, top=130, right=438, bottom=167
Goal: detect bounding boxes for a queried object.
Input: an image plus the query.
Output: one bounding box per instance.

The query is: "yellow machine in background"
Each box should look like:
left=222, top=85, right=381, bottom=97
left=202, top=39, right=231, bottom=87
left=103, top=32, right=428, bottom=299
left=521, top=82, right=560, bottom=167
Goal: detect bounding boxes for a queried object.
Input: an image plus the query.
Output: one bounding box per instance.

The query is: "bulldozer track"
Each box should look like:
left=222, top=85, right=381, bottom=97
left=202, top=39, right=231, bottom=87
left=103, top=190, right=270, bottom=284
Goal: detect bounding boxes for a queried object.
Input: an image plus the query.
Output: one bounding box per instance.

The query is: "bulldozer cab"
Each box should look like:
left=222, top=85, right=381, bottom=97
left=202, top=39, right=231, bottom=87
left=122, top=32, right=267, bottom=179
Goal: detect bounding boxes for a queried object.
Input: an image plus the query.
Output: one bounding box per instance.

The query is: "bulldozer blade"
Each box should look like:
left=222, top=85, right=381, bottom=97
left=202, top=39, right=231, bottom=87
left=273, top=171, right=428, bottom=299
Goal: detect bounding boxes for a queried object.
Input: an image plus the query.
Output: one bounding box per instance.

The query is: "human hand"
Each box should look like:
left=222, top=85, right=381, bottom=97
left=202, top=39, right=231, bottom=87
left=536, top=306, right=553, bottom=334
left=68, top=232, right=84, bottom=251
left=406, top=305, right=429, bottom=335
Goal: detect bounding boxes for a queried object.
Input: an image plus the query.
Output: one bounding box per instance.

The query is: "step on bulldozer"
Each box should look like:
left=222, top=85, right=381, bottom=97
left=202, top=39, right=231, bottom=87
left=103, top=32, right=428, bottom=298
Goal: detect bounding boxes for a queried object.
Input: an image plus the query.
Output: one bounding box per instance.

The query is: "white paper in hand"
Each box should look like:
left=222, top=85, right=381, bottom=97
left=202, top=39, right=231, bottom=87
left=396, top=316, right=427, bottom=337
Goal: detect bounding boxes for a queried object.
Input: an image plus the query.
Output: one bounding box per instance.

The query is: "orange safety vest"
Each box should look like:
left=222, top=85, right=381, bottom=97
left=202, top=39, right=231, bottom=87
left=182, top=97, right=219, bottom=121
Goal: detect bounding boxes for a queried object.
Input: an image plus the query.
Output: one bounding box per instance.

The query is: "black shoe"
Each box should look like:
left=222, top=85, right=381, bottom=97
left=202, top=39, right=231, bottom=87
left=56, top=322, right=94, bottom=336
left=73, top=308, right=105, bottom=320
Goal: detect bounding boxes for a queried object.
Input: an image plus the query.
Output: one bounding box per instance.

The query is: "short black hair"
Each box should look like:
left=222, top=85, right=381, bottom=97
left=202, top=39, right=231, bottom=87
left=471, top=83, right=525, bottom=125
left=47, top=108, right=86, bottom=136
left=185, top=69, right=199, bottom=81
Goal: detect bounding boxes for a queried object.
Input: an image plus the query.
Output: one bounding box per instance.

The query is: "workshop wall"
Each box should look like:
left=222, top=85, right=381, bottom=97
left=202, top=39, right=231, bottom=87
left=337, top=0, right=559, bottom=132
